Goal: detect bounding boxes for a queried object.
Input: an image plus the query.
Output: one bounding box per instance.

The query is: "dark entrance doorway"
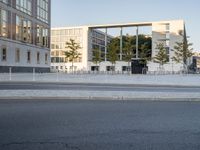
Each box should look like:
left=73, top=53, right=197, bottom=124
left=131, top=59, right=147, bottom=74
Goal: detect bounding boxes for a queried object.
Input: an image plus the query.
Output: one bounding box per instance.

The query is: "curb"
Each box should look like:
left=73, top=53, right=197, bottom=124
left=0, top=96, right=200, bottom=101
left=1, top=81, right=200, bottom=88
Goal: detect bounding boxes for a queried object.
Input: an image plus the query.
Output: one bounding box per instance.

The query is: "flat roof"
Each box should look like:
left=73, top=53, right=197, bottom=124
left=51, top=20, right=184, bottom=30
left=88, top=20, right=184, bottom=29
left=89, top=22, right=152, bottom=29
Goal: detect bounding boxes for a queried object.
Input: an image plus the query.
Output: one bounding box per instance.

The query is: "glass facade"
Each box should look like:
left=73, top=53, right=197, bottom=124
left=91, top=30, right=112, bottom=61
left=0, top=0, right=50, bottom=48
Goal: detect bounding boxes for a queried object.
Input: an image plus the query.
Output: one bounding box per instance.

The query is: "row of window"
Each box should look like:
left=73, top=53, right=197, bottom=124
left=51, top=29, right=83, bottom=36
left=37, top=0, right=49, bottom=23
left=16, top=0, right=32, bottom=15
left=92, top=30, right=106, bottom=39
left=51, top=42, right=83, bottom=50
left=51, top=57, right=82, bottom=63
left=1, top=47, right=48, bottom=64
left=0, top=8, right=49, bottom=48
left=0, top=0, right=49, bottom=23
left=16, top=15, right=49, bottom=47
left=51, top=66, right=78, bottom=71
left=51, top=36, right=82, bottom=43
left=51, top=66, right=131, bottom=72
left=91, top=66, right=131, bottom=72
left=15, top=0, right=49, bottom=23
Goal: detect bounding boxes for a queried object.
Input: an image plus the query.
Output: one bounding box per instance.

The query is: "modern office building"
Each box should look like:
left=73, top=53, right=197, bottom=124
left=51, top=26, right=112, bottom=72
left=0, top=0, right=51, bottom=73
left=51, top=20, right=187, bottom=73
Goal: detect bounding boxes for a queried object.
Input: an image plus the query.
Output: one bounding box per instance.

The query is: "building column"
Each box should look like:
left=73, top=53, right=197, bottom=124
left=136, top=26, right=139, bottom=59
left=105, top=28, right=107, bottom=62
left=120, top=27, right=123, bottom=61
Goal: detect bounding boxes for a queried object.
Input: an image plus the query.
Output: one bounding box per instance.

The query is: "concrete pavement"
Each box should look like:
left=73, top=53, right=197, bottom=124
left=0, top=82, right=200, bottom=100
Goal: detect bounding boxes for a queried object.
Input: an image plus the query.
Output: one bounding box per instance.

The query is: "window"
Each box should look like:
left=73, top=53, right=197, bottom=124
left=0, top=9, right=8, bottom=37
left=15, top=49, right=20, bottom=62
left=37, top=0, right=49, bottom=23
left=2, top=47, right=6, bottom=61
left=37, top=52, right=40, bottom=64
left=27, top=51, right=31, bottom=63
left=37, top=25, right=49, bottom=47
left=165, top=47, right=170, bottom=55
left=45, top=53, right=48, bottom=64
left=106, top=66, right=115, bottom=71
left=166, top=24, right=170, bottom=31
left=91, top=66, right=99, bottom=71
left=166, top=40, right=170, bottom=47
left=16, top=0, right=32, bottom=15
left=166, top=33, right=170, bottom=39
left=16, top=15, right=32, bottom=43
left=165, top=47, right=170, bottom=62
left=122, top=66, right=131, bottom=72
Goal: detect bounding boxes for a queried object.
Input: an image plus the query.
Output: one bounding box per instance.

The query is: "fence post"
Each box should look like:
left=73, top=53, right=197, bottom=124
left=9, top=67, right=12, bottom=81
left=56, top=69, right=59, bottom=81
left=33, top=68, right=35, bottom=81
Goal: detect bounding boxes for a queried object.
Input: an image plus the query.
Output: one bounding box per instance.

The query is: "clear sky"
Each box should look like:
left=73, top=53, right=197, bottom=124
left=51, top=0, right=200, bottom=51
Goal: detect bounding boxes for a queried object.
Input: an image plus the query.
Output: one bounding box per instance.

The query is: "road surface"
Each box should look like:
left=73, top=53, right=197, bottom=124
left=0, top=99, right=200, bottom=150
left=0, top=82, right=200, bottom=93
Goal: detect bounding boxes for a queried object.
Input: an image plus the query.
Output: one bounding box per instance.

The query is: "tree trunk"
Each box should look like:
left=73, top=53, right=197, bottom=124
left=72, top=61, right=74, bottom=74
left=112, top=63, right=114, bottom=75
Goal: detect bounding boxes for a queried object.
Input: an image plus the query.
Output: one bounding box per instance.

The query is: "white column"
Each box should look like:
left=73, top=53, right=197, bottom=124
left=105, top=28, right=107, bottom=62
left=136, top=26, right=139, bottom=59
left=120, top=27, right=123, bottom=61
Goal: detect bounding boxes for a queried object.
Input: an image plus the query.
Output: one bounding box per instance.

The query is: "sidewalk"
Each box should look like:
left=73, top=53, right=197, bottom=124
left=0, top=74, right=200, bottom=100
left=0, top=73, right=200, bottom=86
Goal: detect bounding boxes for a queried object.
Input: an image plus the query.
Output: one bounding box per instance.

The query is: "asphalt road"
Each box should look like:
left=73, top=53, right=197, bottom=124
left=0, top=99, right=200, bottom=150
left=0, top=82, right=200, bottom=93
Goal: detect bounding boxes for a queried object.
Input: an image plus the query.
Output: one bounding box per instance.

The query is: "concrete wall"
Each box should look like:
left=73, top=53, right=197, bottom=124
left=88, top=61, right=129, bottom=72
left=149, top=20, right=184, bottom=72
left=0, top=39, right=50, bottom=72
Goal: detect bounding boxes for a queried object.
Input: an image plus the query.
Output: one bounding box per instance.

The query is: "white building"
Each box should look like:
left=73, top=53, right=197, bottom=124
left=51, top=20, right=186, bottom=73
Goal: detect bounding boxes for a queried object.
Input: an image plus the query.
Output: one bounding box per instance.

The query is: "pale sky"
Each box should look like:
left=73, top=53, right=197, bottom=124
left=51, top=0, right=200, bottom=51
